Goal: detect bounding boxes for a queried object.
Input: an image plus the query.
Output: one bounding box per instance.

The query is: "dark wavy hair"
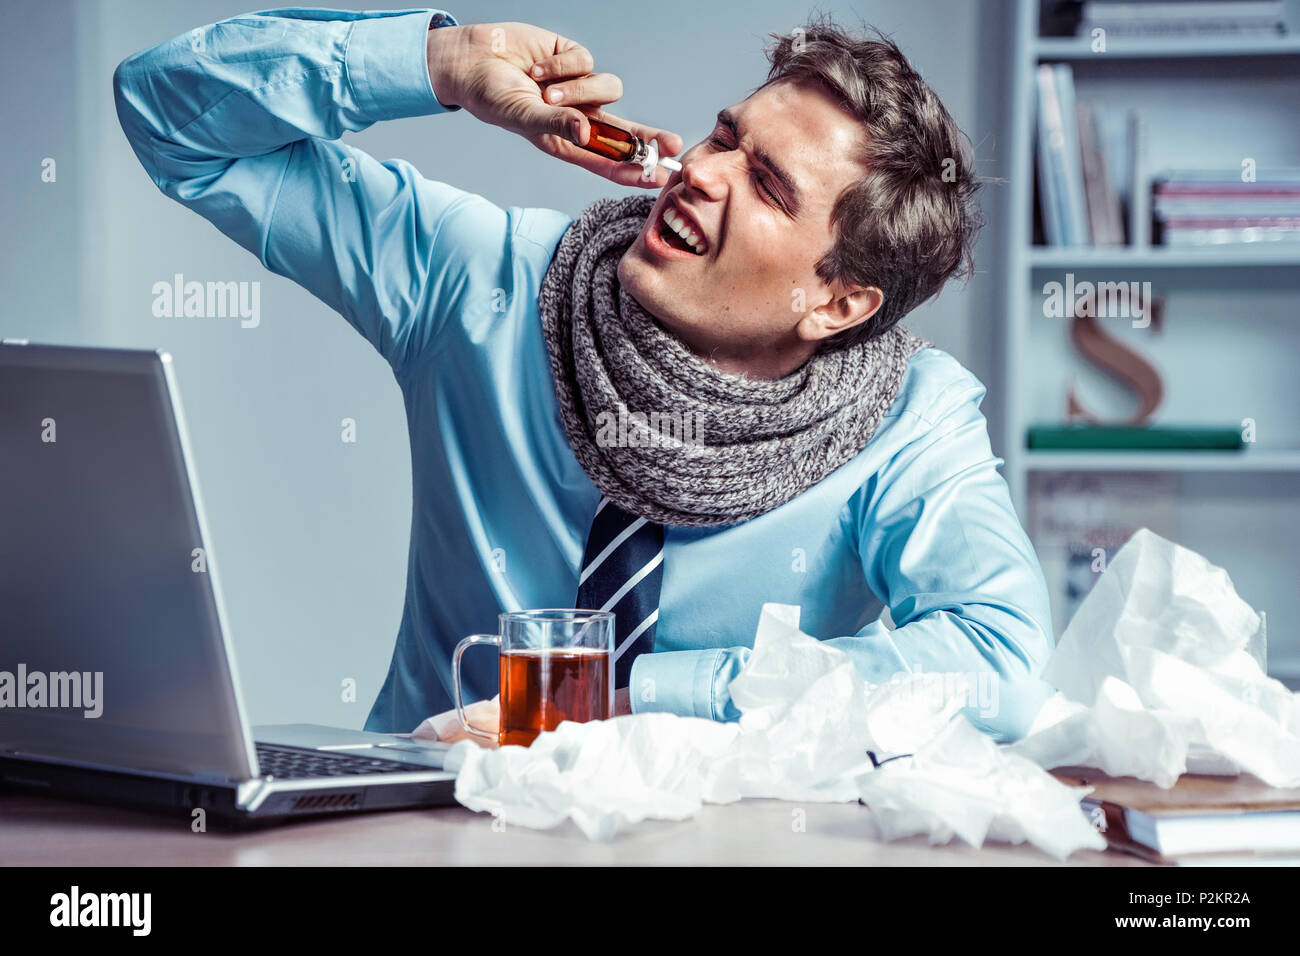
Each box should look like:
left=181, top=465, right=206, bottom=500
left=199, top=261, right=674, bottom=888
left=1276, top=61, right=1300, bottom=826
left=755, top=14, right=986, bottom=347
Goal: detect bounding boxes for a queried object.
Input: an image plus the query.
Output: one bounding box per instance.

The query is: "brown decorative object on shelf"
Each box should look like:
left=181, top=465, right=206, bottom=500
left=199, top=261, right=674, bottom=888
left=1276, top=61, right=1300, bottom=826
left=1065, top=287, right=1166, bottom=425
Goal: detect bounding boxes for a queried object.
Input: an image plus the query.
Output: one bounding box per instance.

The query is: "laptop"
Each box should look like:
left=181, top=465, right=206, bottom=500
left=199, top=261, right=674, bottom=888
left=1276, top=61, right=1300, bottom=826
left=0, top=341, right=457, bottom=826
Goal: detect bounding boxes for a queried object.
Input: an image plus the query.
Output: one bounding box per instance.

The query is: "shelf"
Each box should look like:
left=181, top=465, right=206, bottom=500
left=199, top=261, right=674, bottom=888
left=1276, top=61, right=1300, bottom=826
left=1027, top=246, right=1300, bottom=269
left=1021, top=449, right=1300, bottom=472
left=1035, top=35, right=1300, bottom=60
left=1009, top=2, right=1300, bottom=673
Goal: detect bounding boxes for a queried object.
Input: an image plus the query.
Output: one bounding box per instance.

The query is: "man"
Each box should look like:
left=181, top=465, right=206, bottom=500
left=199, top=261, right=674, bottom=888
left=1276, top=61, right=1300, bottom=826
left=114, top=7, right=1057, bottom=746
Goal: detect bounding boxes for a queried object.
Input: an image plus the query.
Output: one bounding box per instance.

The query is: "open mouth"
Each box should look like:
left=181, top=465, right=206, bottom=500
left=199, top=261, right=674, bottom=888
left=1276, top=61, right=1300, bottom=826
left=657, top=204, right=708, bottom=256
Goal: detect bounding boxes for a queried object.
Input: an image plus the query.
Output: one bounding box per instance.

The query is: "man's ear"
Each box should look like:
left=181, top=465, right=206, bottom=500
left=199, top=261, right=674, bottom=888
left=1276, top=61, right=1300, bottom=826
left=796, top=284, right=885, bottom=342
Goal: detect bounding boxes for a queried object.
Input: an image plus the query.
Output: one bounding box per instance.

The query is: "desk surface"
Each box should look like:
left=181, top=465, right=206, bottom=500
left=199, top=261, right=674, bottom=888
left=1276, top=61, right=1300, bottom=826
left=1, top=794, right=1147, bottom=866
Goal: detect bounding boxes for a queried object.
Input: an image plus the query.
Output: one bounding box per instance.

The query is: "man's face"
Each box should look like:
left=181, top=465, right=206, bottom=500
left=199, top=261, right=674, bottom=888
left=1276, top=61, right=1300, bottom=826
left=618, top=79, right=873, bottom=369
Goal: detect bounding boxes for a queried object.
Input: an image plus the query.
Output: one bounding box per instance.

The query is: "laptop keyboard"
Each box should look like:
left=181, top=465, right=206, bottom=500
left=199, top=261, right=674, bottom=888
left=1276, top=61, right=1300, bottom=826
left=255, top=743, right=433, bottom=779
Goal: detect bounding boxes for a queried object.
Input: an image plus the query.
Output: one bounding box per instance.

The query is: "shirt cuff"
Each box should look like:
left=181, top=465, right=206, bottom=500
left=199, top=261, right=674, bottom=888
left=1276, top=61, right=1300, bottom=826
left=628, top=647, right=750, bottom=721
left=345, top=9, right=460, bottom=121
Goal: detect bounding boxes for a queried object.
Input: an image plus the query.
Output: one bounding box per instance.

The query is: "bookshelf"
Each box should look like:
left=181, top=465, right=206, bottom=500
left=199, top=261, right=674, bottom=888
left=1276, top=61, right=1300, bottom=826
left=1000, top=0, right=1300, bottom=684
left=1028, top=245, right=1300, bottom=267
left=1035, top=34, right=1300, bottom=59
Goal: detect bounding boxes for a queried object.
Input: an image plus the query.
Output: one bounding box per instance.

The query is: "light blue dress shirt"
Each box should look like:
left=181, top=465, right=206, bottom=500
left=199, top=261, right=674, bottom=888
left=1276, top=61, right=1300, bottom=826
left=114, top=7, right=1058, bottom=743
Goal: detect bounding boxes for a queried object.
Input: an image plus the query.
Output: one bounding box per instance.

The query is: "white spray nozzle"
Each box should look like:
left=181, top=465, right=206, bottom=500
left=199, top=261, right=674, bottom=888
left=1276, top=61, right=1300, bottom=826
left=640, top=138, right=682, bottom=180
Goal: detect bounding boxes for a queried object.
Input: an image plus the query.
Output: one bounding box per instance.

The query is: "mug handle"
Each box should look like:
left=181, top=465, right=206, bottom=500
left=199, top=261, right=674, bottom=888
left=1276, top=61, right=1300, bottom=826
left=452, top=634, right=500, bottom=741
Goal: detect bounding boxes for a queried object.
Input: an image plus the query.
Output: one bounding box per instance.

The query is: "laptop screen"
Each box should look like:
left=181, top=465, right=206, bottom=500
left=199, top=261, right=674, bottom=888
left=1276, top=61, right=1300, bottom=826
left=0, top=344, right=257, bottom=781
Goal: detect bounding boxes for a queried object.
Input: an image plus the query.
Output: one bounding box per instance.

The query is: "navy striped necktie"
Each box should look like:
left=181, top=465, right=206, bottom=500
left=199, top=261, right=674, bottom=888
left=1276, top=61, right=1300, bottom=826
left=575, top=497, right=665, bottom=688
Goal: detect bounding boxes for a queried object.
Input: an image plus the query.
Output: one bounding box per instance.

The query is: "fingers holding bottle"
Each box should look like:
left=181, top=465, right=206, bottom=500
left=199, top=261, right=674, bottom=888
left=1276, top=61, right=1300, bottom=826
left=426, top=21, right=682, bottom=188
left=534, top=105, right=684, bottom=188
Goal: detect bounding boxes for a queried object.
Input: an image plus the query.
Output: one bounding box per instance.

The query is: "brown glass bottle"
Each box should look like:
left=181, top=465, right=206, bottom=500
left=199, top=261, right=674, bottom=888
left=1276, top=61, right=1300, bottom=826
left=584, top=119, right=654, bottom=166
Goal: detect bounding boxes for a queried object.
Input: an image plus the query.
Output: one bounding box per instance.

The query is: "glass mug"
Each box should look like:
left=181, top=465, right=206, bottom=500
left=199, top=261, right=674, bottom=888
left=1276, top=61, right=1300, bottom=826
left=452, top=609, right=615, bottom=747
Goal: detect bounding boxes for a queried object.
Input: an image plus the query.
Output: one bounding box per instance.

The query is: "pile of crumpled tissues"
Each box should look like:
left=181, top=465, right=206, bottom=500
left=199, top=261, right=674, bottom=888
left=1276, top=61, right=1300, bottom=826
left=443, top=528, right=1300, bottom=858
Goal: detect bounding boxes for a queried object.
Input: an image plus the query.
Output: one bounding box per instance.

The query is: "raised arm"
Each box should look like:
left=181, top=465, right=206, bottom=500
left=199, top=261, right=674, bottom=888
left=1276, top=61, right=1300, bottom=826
left=113, top=8, right=682, bottom=376
left=113, top=9, right=474, bottom=374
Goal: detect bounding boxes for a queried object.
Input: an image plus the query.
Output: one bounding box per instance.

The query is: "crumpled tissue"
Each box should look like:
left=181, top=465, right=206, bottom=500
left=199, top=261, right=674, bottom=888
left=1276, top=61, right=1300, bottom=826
left=444, top=527, right=1297, bottom=853
left=1006, top=527, right=1300, bottom=788
left=444, top=603, right=1103, bottom=856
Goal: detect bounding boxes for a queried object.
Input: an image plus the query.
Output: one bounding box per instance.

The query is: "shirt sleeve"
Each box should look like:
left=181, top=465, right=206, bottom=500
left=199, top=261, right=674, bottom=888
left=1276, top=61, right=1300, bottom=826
left=632, top=369, right=1058, bottom=743
left=112, top=7, right=501, bottom=378
left=628, top=646, right=750, bottom=721
left=832, top=371, right=1058, bottom=742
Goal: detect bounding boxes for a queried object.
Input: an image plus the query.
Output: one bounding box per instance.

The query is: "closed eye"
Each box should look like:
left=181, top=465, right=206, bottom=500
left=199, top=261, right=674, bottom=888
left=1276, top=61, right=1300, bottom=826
left=707, top=133, right=784, bottom=207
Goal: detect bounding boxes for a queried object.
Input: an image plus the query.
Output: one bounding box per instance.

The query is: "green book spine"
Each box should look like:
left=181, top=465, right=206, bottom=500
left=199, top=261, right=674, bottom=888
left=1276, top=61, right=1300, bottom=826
left=1026, top=425, right=1244, bottom=451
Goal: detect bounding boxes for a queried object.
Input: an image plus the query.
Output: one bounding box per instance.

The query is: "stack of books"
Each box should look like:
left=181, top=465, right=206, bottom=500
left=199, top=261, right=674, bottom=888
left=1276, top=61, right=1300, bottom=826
left=1154, top=169, right=1300, bottom=246
left=1075, top=1, right=1287, bottom=39
left=1052, top=765, right=1300, bottom=865
left=1035, top=64, right=1128, bottom=247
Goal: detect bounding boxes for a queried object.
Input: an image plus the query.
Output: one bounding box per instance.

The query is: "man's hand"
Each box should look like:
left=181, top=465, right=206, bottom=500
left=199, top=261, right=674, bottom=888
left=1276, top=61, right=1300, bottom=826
left=412, top=688, right=633, bottom=746
left=413, top=694, right=500, bottom=747
left=426, top=21, right=683, bottom=188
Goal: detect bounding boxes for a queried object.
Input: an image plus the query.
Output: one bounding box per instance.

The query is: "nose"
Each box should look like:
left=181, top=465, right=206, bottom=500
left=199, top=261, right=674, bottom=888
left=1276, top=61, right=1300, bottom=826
left=678, top=144, right=726, bottom=199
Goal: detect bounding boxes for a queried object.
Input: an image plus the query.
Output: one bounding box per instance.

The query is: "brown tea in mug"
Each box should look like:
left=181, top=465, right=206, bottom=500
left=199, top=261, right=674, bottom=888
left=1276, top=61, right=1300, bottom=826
left=498, top=647, right=611, bottom=747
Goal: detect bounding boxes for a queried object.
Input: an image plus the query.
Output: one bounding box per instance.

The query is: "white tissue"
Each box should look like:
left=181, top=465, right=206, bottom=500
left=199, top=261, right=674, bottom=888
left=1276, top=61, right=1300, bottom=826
left=1007, top=528, right=1300, bottom=788
left=1006, top=675, right=1200, bottom=788
left=446, top=713, right=742, bottom=840
left=855, top=715, right=1104, bottom=859
left=726, top=602, right=877, bottom=801
left=446, top=602, right=1105, bottom=857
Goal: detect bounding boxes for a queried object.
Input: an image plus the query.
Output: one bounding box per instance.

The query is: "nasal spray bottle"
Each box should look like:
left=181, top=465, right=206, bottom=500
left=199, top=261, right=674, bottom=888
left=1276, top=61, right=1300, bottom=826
left=579, top=119, right=682, bottom=180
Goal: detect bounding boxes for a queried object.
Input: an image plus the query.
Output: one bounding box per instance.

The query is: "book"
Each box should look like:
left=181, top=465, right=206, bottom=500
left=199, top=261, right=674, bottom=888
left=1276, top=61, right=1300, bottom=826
left=1026, top=424, right=1245, bottom=450
left=1156, top=167, right=1300, bottom=185
left=1036, top=65, right=1069, bottom=246
left=1078, top=1, right=1286, bottom=38
left=1127, top=110, right=1150, bottom=247
left=1156, top=199, right=1300, bottom=216
left=1077, top=104, right=1124, bottom=245
left=1055, top=65, right=1092, bottom=245
left=1051, top=765, right=1300, bottom=865
left=1163, top=219, right=1300, bottom=246
left=1152, top=168, right=1300, bottom=245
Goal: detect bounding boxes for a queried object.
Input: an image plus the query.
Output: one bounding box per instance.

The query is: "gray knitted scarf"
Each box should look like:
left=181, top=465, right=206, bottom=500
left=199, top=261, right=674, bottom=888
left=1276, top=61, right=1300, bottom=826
left=538, top=193, right=932, bottom=528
